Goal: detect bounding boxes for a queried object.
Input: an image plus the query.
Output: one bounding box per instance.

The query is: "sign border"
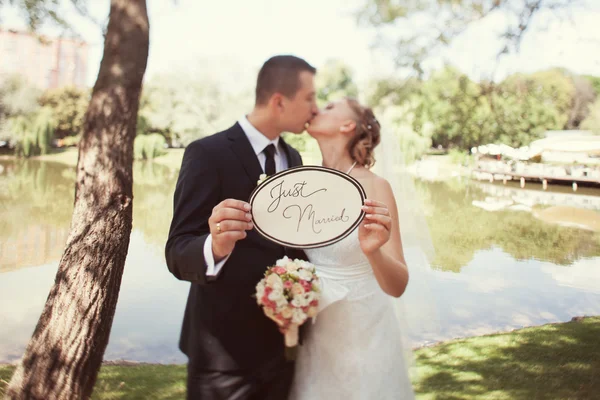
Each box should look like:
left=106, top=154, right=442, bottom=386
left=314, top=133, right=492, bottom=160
left=248, top=165, right=367, bottom=249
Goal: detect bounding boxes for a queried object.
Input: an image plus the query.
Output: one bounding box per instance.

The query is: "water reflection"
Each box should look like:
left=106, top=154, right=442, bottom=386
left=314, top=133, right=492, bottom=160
left=0, top=161, right=74, bottom=272
left=420, top=251, right=600, bottom=345
left=0, top=160, right=599, bottom=363
left=418, top=179, right=600, bottom=272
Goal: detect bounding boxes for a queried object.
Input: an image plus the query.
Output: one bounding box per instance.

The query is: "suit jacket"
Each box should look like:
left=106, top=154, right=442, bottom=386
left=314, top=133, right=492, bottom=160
left=165, top=122, right=306, bottom=372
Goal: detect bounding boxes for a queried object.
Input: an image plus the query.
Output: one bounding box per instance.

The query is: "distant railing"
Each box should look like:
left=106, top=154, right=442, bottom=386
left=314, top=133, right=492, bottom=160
left=472, top=159, right=600, bottom=191
left=472, top=181, right=600, bottom=211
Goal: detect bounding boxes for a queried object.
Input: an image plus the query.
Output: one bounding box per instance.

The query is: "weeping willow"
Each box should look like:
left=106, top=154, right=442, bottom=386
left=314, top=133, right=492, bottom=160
left=134, top=133, right=166, bottom=160
left=12, top=107, right=55, bottom=158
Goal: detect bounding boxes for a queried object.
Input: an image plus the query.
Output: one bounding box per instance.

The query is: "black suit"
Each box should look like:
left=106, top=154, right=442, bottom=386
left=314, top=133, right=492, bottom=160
left=165, top=123, right=306, bottom=399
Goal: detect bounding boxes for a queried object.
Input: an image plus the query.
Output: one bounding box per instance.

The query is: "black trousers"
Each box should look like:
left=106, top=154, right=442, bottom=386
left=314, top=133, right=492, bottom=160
left=186, top=358, right=295, bottom=400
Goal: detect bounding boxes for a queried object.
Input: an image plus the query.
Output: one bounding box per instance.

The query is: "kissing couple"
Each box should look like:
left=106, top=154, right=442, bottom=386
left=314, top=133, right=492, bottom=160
left=166, top=55, right=416, bottom=400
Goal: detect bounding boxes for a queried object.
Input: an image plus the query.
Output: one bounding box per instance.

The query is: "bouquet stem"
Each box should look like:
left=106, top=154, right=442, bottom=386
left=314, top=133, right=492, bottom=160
left=284, top=324, right=299, bottom=361
left=285, top=324, right=299, bottom=347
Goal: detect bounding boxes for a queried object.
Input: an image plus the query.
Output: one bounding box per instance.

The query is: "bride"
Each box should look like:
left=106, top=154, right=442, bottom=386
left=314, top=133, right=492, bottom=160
left=289, top=97, right=416, bottom=399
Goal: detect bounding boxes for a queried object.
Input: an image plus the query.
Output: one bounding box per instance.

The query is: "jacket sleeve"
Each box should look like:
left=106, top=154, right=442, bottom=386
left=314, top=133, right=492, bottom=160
left=165, top=141, right=220, bottom=284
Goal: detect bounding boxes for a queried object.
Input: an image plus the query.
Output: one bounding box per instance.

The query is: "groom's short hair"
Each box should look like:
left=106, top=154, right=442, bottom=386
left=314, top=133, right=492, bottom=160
left=255, top=55, right=316, bottom=105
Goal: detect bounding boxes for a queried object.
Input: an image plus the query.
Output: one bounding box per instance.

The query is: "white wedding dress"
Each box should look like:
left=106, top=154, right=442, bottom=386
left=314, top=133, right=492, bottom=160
left=289, top=227, right=415, bottom=400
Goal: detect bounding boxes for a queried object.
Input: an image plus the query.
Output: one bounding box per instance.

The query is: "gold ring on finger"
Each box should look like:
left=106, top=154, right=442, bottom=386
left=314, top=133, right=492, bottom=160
left=216, top=222, right=221, bottom=233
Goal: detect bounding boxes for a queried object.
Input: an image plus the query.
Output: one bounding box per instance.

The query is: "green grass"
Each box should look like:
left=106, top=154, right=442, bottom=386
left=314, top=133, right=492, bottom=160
left=413, top=316, right=600, bottom=399
left=0, top=364, right=186, bottom=400
left=91, top=364, right=186, bottom=400
left=1, top=317, right=599, bottom=399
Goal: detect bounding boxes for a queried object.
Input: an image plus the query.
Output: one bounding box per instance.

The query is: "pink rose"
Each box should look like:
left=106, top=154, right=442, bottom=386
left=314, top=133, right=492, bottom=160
left=273, top=267, right=287, bottom=275
left=284, top=281, right=293, bottom=289
left=262, top=294, right=277, bottom=310
left=310, top=300, right=318, bottom=307
left=300, top=280, right=312, bottom=292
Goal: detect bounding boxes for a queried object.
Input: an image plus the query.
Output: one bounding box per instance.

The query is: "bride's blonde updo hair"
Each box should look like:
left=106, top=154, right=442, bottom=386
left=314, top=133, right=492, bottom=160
left=346, top=98, right=381, bottom=169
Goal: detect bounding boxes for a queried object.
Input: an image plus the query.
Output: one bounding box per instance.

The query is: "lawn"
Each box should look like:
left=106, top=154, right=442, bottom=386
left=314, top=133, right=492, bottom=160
left=2, top=317, right=599, bottom=399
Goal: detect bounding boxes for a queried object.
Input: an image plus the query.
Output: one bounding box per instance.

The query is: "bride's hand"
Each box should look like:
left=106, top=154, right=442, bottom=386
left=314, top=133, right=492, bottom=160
left=359, top=199, right=392, bottom=256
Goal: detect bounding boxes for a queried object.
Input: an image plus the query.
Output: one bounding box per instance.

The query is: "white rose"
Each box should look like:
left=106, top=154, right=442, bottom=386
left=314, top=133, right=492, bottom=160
left=276, top=257, right=289, bottom=267
left=292, top=308, right=307, bottom=325
left=268, top=286, right=282, bottom=298
left=292, top=294, right=310, bottom=308
left=287, top=262, right=299, bottom=272
left=303, top=292, right=316, bottom=303
left=257, top=174, right=268, bottom=185
left=298, top=269, right=313, bottom=281
left=288, top=270, right=300, bottom=279
left=276, top=296, right=289, bottom=309
left=307, top=307, right=318, bottom=318
left=266, top=274, right=284, bottom=291
left=299, top=260, right=315, bottom=272
left=256, top=281, right=266, bottom=298
left=291, top=297, right=303, bottom=308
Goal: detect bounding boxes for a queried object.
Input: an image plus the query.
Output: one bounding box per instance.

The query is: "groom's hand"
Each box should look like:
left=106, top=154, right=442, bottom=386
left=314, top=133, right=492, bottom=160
left=209, top=199, right=253, bottom=262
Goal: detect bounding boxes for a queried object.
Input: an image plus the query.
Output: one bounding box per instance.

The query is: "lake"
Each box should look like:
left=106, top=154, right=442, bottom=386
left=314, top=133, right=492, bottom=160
left=1, top=159, right=599, bottom=364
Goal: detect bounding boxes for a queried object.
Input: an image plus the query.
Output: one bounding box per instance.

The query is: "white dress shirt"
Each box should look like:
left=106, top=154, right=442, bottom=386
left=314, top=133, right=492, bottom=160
left=204, top=116, right=289, bottom=277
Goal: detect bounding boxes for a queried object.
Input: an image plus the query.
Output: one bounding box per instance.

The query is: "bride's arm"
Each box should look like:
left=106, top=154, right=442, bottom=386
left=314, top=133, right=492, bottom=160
left=360, top=177, right=409, bottom=298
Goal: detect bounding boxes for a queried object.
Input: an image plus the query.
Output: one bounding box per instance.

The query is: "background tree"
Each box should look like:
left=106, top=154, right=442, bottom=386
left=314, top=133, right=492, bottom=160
left=371, top=67, right=583, bottom=151
left=584, top=75, right=600, bottom=96
left=0, top=74, right=41, bottom=119
left=0, top=0, right=96, bottom=33
left=413, top=66, right=495, bottom=150
left=358, top=0, right=591, bottom=76
left=582, top=98, right=600, bottom=134
left=489, top=69, right=575, bottom=147
left=315, top=59, right=359, bottom=104
left=39, top=86, right=90, bottom=140
left=565, top=76, right=597, bottom=129
left=0, top=74, right=41, bottom=141
left=4, top=1, right=150, bottom=399
left=11, top=107, right=55, bottom=157
left=357, top=0, right=596, bottom=151
left=140, top=72, right=251, bottom=147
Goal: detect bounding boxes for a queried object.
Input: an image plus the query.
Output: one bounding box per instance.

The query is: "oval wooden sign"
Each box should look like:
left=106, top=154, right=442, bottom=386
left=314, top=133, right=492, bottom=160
left=249, top=166, right=366, bottom=249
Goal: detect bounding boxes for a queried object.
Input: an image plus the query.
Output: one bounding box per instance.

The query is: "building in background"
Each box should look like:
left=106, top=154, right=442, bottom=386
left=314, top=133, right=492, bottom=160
left=0, top=27, right=88, bottom=89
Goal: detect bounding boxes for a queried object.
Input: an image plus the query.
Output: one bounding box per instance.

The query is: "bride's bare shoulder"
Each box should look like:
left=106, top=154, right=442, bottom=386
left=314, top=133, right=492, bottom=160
left=355, top=168, right=393, bottom=196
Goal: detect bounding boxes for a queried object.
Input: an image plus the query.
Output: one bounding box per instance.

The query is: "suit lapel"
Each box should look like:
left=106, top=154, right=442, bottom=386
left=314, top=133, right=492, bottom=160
left=279, top=136, right=301, bottom=168
left=228, top=123, right=263, bottom=185
left=229, top=124, right=302, bottom=185
left=227, top=125, right=306, bottom=252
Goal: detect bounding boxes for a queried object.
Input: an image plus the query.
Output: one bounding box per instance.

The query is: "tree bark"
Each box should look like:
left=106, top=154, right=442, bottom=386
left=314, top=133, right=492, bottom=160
left=6, top=1, right=149, bottom=399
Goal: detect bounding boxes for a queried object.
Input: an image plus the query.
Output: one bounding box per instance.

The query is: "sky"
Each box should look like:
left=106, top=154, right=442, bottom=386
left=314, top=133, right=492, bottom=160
left=1, top=0, right=600, bottom=92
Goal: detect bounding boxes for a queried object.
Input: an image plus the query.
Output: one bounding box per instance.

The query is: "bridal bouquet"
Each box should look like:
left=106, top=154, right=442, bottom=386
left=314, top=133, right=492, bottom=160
left=255, top=256, right=320, bottom=350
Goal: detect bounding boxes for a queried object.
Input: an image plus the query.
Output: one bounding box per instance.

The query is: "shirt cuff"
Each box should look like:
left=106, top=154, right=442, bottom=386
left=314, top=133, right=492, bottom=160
left=204, top=234, right=230, bottom=276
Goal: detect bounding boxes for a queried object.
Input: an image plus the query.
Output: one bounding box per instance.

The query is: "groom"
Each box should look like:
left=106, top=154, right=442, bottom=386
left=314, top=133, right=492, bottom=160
left=165, top=55, right=318, bottom=399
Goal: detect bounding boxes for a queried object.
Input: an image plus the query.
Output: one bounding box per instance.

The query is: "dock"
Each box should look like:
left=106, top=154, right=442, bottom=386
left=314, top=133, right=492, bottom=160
left=471, top=160, right=600, bottom=191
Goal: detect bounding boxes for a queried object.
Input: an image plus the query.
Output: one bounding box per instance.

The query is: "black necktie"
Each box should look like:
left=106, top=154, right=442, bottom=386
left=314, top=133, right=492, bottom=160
left=264, top=144, right=276, bottom=176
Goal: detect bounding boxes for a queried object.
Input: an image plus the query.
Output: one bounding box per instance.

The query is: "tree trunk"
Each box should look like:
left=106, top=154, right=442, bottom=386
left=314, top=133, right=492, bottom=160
left=6, top=1, right=149, bottom=399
